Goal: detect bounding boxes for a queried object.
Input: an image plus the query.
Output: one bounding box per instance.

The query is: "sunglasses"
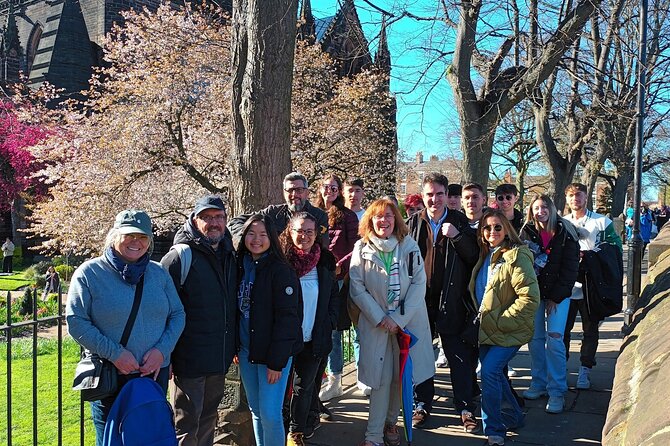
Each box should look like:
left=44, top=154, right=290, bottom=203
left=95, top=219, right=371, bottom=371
left=497, top=194, right=515, bottom=201
left=322, top=185, right=339, bottom=193
left=482, top=224, right=503, bottom=233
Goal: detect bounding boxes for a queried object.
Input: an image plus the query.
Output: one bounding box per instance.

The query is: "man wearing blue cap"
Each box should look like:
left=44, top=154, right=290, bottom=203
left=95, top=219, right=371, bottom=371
left=161, top=195, right=238, bottom=446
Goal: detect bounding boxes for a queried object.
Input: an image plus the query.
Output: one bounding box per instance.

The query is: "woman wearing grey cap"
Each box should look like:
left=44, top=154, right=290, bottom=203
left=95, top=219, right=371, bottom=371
left=66, top=209, right=185, bottom=446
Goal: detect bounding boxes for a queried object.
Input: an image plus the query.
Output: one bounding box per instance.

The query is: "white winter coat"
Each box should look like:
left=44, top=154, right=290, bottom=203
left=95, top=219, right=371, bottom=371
left=349, top=236, right=435, bottom=389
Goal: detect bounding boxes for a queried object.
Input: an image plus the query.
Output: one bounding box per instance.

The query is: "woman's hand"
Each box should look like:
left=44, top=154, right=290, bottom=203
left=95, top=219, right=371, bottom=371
left=113, top=349, right=140, bottom=375
left=545, top=300, right=557, bottom=316
left=267, top=368, right=282, bottom=384
left=233, top=355, right=239, bottom=365
left=139, top=348, right=164, bottom=380
left=378, top=316, right=399, bottom=334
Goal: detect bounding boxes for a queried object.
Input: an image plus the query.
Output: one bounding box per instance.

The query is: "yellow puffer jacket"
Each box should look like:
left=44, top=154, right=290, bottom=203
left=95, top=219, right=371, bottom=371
left=468, top=243, right=540, bottom=347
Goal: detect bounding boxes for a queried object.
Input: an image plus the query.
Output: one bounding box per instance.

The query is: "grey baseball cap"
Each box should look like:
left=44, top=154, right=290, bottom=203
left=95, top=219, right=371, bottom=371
left=113, top=210, right=152, bottom=236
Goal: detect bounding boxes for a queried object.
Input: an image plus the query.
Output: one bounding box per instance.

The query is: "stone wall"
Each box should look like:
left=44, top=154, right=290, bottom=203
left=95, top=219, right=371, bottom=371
left=602, top=225, right=670, bottom=445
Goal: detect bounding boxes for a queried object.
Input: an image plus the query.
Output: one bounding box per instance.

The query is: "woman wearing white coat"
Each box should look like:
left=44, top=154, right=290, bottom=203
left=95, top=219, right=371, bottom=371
left=349, top=198, right=435, bottom=446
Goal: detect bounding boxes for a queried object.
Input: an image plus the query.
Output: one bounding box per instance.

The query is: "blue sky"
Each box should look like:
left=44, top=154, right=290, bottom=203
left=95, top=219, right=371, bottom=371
left=312, top=0, right=457, bottom=160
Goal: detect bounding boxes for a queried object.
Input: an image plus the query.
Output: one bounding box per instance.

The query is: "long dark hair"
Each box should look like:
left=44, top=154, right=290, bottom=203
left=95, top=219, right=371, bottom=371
left=314, top=174, right=346, bottom=227
left=279, top=211, right=322, bottom=254
left=236, top=214, right=288, bottom=264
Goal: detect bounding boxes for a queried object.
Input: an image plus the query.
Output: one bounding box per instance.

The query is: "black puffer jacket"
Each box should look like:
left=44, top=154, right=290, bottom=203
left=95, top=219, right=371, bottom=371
left=240, top=253, right=303, bottom=371
left=520, top=218, right=580, bottom=303
left=160, top=216, right=238, bottom=378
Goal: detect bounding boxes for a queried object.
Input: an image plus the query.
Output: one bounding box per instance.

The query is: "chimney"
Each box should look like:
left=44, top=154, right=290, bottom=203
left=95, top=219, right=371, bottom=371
left=416, top=151, right=423, bottom=164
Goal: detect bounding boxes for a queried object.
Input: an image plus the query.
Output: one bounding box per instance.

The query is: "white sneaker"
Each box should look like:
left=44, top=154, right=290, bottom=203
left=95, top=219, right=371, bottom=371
left=357, top=380, right=371, bottom=396
left=507, top=366, right=517, bottom=377
left=576, top=366, right=591, bottom=389
left=319, top=374, right=343, bottom=401
left=435, top=348, right=448, bottom=368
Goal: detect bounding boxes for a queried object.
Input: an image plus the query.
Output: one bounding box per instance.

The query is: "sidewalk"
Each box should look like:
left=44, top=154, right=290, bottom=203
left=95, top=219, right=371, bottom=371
left=310, top=314, right=623, bottom=446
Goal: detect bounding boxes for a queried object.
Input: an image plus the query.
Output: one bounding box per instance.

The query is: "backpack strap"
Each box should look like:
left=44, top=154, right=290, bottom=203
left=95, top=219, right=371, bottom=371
left=170, top=243, right=192, bottom=287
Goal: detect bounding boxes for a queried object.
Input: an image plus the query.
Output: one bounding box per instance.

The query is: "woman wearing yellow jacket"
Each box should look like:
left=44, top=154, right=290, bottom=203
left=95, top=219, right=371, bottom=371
left=469, top=209, right=540, bottom=446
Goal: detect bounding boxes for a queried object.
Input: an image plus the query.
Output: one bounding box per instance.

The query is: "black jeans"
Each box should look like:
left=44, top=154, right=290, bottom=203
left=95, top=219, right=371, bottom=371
left=2, top=255, right=12, bottom=273
left=414, top=334, right=479, bottom=414
left=290, top=342, right=324, bottom=432
left=564, top=299, right=599, bottom=368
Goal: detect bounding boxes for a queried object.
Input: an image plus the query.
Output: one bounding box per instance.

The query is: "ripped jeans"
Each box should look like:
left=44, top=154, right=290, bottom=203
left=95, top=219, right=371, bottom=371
left=528, top=299, right=570, bottom=397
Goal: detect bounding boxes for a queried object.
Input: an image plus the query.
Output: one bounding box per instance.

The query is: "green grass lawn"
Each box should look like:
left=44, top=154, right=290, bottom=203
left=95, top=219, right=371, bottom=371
left=0, top=337, right=94, bottom=445
left=0, top=270, right=32, bottom=291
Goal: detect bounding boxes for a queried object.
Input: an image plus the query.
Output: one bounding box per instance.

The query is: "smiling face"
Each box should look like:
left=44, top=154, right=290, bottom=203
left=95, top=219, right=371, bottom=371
left=422, top=182, right=447, bottom=219
left=372, top=205, right=395, bottom=239
left=113, top=233, right=150, bottom=263
left=283, top=179, right=309, bottom=212
left=532, top=199, right=550, bottom=225
left=320, top=178, right=341, bottom=207
left=462, top=188, right=485, bottom=221
left=244, top=221, right=271, bottom=259
left=290, top=218, right=316, bottom=252
left=566, top=190, right=587, bottom=213
left=496, top=192, right=518, bottom=212
left=194, top=208, right=227, bottom=246
left=482, top=216, right=506, bottom=248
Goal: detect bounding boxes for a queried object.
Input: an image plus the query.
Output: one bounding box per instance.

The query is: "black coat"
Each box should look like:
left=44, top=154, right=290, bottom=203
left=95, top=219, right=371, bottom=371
left=161, top=218, right=238, bottom=378
left=303, top=250, right=341, bottom=357
left=241, top=253, right=303, bottom=371
left=520, top=219, right=580, bottom=304
left=407, top=209, right=479, bottom=335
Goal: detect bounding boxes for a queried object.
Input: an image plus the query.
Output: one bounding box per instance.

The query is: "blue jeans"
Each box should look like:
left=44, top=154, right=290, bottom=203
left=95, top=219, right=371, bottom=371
left=239, top=349, right=292, bottom=446
left=90, top=368, right=169, bottom=446
left=528, top=299, right=570, bottom=397
left=480, top=345, right=524, bottom=439
left=327, top=330, right=343, bottom=374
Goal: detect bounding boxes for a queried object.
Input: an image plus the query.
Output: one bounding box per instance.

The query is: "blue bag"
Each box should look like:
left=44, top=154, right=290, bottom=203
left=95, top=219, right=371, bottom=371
left=102, top=377, right=177, bottom=446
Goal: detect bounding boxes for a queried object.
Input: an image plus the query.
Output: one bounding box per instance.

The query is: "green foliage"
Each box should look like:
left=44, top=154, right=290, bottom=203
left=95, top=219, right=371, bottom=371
left=0, top=272, right=32, bottom=291
left=19, top=287, right=33, bottom=315
left=51, top=256, right=65, bottom=266
left=11, top=245, right=22, bottom=268
left=55, top=265, right=75, bottom=281
left=0, top=291, right=61, bottom=335
left=0, top=337, right=94, bottom=445
left=23, top=261, right=51, bottom=288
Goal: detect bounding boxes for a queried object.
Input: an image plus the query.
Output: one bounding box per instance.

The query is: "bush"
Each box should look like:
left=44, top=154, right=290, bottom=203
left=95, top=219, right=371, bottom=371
left=23, top=261, right=51, bottom=288
left=19, top=288, right=33, bottom=316
left=12, top=245, right=22, bottom=268
left=51, top=256, right=65, bottom=267
left=55, top=265, right=75, bottom=281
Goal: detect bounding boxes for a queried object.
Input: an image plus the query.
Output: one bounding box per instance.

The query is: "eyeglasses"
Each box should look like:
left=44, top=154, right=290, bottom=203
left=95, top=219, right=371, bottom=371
left=482, top=224, right=503, bottom=233
left=291, top=229, right=315, bottom=237
left=284, top=187, right=307, bottom=195
left=322, top=185, right=339, bottom=193
left=497, top=194, right=515, bottom=201
left=197, top=215, right=226, bottom=223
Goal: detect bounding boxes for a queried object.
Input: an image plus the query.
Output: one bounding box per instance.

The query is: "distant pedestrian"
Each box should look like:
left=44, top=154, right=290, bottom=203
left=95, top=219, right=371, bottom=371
left=2, top=237, right=15, bottom=273
left=43, top=266, right=61, bottom=300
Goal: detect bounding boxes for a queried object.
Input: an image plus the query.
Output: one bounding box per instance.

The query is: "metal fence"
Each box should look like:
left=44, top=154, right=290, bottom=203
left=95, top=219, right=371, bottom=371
left=0, top=287, right=87, bottom=446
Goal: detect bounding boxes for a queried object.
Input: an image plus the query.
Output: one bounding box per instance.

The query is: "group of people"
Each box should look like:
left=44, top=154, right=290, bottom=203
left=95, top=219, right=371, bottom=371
left=65, top=171, right=622, bottom=446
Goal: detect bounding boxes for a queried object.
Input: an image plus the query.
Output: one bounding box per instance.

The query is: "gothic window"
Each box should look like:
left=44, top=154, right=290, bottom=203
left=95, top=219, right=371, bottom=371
left=26, top=23, right=43, bottom=73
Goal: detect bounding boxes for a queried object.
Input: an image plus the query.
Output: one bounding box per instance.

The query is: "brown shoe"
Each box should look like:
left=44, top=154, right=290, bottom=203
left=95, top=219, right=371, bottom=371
left=411, top=407, right=429, bottom=428
left=287, top=432, right=305, bottom=446
left=461, top=411, right=480, bottom=433
left=383, top=423, right=401, bottom=446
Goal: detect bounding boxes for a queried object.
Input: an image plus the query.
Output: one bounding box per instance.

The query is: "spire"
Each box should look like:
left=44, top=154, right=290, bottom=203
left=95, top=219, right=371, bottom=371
left=2, top=1, right=22, bottom=82
left=297, top=0, right=316, bottom=42
left=375, top=16, right=391, bottom=86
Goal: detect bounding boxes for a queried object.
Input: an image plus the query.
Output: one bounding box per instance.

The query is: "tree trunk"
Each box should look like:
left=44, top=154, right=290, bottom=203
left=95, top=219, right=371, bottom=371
left=230, top=0, right=297, bottom=215
left=610, top=166, right=633, bottom=217
left=460, top=117, right=498, bottom=187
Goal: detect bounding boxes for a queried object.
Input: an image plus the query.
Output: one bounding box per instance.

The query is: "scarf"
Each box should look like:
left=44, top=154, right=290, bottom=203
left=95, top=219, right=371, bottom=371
left=104, top=246, right=150, bottom=285
left=369, top=235, right=401, bottom=310
left=286, top=243, right=321, bottom=278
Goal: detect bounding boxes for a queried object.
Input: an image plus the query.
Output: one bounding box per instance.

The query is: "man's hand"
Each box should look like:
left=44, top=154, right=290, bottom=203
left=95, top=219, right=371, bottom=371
left=441, top=222, right=460, bottom=239
left=113, top=349, right=140, bottom=375
left=267, top=368, right=282, bottom=384
left=139, top=348, right=164, bottom=380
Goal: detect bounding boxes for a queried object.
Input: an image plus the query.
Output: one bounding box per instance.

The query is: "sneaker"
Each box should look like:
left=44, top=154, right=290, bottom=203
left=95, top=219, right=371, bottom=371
left=576, top=366, right=591, bottom=389
left=383, top=423, right=401, bottom=446
left=435, top=348, right=448, bottom=368
left=412, top=404, right=429, bottom=429
left=461, top=410, right=480, bottom=433
left=319, top=405, right=333, bottom=421
left=545, top=396, right=565, bottom=414
left=507, top=366, right=518, bottom=377
left=487, top=435, right=505, bottom=445
left=522, top=387, right=547, bottom=400
left=357, top=380, right=372, bottom=396
left=304, top=417, right=320, bottom=439
left=319, top=374, right=343, bottom=401
left=287, top=432, right=305, bottom=446
left=358, top=441, right=383, bottom=446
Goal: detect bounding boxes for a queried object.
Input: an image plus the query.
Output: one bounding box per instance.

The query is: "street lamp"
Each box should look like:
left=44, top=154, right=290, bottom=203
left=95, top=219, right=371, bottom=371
left=623, top=0, right=648, bottom=331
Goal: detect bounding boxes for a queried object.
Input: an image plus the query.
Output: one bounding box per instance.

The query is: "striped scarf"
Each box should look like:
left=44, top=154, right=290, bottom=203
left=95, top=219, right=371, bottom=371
left=369, top=235, right=401, bottom=311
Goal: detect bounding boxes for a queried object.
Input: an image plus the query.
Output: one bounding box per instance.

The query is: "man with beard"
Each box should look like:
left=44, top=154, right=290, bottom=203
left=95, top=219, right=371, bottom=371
left=228, top=172, right=329, bottom=249
left=161, top=195, right=238, bottom=446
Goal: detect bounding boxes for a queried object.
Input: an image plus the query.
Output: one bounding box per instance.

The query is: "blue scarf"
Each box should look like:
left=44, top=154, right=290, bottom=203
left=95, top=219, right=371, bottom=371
left=104, top=246, right=150, bottom=285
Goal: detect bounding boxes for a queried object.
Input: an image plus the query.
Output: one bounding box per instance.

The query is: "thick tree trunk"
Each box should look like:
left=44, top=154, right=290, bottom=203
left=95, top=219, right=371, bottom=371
left=230, top=0, right=297, bottom=215
left=460, top=117, right=498, bottom=187
left=610, top=166, right=633, bottom=217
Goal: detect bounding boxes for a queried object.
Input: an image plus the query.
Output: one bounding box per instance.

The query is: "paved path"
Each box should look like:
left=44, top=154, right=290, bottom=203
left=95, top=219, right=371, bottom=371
left=310, top=314, right=622, bottom=446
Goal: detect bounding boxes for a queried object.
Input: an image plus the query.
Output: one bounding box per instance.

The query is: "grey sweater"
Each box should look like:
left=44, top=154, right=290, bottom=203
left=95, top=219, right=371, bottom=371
left=66, top=257, right=185, bottom=368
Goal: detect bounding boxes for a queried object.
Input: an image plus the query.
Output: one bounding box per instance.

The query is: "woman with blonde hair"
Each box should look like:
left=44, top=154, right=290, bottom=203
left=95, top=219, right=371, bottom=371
left=519, top=194, right=579, bottom=414
left=469, top=209, right=539, bottom=446
left=349, top=199, right=434, bottom=446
